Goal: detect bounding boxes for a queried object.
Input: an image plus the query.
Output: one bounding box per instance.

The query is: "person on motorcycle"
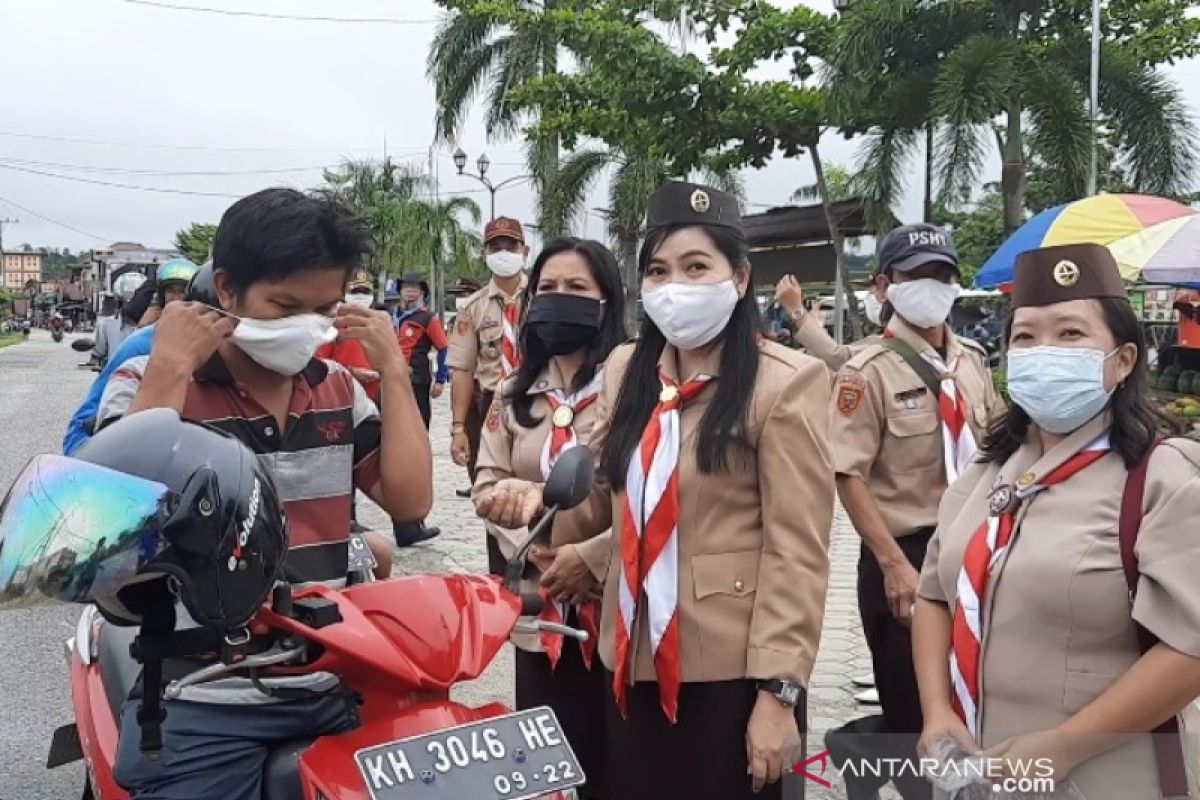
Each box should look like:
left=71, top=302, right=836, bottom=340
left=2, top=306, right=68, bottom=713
left=137, top=258, right=199, bottom=328
left=63, top=264, right=218, bottom=456
left=92, top=187, right=433, bottom=800
left=93, top=272, right=147, bottom=365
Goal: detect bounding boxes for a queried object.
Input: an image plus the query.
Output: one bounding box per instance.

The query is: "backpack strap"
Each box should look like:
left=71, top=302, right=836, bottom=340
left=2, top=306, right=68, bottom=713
left=1119, top=439, right=1190, bottom=799
left=883, top=338, right=942, bottom=404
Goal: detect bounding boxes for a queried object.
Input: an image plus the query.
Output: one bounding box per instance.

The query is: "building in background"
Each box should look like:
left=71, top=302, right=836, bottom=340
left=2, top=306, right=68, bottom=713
left=87, top=242, right=181, bottom=315
left=2, top=249, right=46, bottom=291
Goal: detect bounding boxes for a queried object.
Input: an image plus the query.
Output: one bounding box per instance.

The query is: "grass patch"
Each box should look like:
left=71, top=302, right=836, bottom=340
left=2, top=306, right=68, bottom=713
left=0, top=332, right=22, bottom=349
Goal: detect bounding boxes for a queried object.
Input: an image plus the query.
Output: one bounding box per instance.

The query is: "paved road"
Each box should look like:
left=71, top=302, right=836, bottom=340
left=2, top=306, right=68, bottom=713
left=0, top=329, right=876, bottom=800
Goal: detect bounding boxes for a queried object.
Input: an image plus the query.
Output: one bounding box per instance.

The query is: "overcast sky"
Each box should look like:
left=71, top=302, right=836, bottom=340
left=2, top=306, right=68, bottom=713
left=2, top=0, right=1199, bottom=255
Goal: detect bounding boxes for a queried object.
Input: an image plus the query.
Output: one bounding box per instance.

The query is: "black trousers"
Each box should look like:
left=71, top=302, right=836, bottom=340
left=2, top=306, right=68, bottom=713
left=852, top=528, right=934, bottom=800
left=465, top=389, right=493, bottom=482
left=604, top=674, right=807, bottom=800
left=515, top=633, right=609, bottom=799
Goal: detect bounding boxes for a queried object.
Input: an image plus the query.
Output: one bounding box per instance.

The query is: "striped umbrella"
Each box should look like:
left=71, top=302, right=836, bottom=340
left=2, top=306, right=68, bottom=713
left=1109, top=214, right=1200, bottom=285
left=973, top=194, right=1195, bottom=288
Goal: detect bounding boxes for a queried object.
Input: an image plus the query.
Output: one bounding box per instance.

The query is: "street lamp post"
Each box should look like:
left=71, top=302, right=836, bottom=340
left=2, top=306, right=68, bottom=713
left=1087, top=0, right=1101, bottom=196
left=452, top=148, right=531, bottom=221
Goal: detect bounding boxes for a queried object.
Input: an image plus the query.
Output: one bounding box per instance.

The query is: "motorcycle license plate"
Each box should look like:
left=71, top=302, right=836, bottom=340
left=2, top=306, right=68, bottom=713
left=355, top=707, right=584, bottom=800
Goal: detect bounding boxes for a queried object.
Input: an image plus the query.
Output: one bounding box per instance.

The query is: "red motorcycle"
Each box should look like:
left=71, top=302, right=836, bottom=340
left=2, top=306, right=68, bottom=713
left=47, top=448, right=595, bottom=800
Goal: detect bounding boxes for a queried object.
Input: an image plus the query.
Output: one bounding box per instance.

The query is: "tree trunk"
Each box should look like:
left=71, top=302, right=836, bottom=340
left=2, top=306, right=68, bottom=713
left=923, top=124, right=935, bottom=223
left=1001, top=100, right=1026, bottom=236
left=619, top=233, right=640, bottom=334
left=809, top=143, right=863, bottom=342
left=536, top=35, right=563, bottom=240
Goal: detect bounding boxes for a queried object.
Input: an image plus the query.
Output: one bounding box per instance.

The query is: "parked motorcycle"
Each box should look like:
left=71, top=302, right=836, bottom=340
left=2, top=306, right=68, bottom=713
left=48, top=447, right=595, bottom=800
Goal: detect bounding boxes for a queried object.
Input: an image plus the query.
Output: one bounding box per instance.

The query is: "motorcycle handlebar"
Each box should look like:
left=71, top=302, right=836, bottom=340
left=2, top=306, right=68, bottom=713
left=520, top=593, right=544, bottom=616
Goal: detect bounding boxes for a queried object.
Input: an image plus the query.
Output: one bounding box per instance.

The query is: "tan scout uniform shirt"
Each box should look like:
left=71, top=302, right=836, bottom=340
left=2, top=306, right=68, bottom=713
left=831, top=316, right=1003, bottom=537
left=446, top=275, right=528, bottom=394
left=918, top=415, right=1200, bottom=799
left=473, top=360, right=611, bottom=653
left=555, top=340, right=835, bottom=687
left=791, top=314, right=881, bottom=372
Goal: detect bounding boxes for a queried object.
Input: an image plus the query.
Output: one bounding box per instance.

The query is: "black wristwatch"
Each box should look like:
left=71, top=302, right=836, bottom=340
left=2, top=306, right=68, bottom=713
left=759, top=679, right=802, bottom=708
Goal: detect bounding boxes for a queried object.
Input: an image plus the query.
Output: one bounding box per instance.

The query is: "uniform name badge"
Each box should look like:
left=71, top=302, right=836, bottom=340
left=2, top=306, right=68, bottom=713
left=552, top=405, right=575, bottom=429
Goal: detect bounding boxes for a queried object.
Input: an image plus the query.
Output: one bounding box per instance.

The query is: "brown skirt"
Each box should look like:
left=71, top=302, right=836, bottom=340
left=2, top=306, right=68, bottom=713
left=603, top=672, right=808, bottom=800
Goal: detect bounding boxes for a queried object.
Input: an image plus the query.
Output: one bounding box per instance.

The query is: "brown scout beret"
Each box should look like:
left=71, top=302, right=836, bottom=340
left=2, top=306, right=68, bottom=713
left=647, top=181, right=742, bottom=230
left=1011, top=243, right=1127, bottom=309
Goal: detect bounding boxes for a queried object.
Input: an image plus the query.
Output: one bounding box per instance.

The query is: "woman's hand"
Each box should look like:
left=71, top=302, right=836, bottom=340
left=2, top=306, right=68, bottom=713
left=983, top=728, right=1081, bottom=786
left=475, top=479, right=544, bottom=529
left=745, top=691, right=802, bottom=793
left=535, top=545, right=598, bottom=605
left=917, top=706, right=978, bottom=760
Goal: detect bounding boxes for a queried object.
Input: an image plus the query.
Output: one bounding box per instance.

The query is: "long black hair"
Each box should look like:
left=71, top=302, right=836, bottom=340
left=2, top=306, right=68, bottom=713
left=602, top=223, right=762, bottom=484
left=979, top=296, right=1157, bottom=468
left=508, top=237, right=627, bottom=429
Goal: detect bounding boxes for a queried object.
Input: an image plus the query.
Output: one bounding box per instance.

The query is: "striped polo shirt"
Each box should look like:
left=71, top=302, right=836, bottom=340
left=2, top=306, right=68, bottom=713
left=97, top=353, right=383, bottom=587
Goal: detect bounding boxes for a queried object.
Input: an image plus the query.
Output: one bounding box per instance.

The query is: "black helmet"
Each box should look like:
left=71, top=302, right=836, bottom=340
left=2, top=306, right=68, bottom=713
left=0, top=409, right=286, bottom=629
left=187, top=260, right=219, bottom=308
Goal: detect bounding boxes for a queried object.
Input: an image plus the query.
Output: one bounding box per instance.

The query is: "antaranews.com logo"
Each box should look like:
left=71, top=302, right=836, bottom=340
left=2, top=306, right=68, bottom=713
left=793, top=750, right=1056, bottom=794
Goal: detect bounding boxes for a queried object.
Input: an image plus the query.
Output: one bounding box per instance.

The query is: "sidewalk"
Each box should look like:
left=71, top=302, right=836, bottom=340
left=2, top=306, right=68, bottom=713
left=359, top=394, right=876, bottom=799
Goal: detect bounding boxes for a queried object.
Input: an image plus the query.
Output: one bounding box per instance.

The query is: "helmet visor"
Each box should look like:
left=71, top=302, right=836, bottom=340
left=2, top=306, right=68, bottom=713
left=0, top=455, right=176, bottom=610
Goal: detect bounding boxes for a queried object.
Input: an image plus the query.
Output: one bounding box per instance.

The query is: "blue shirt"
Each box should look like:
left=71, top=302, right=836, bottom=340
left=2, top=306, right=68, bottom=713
left=63, top=324, right=157, bottom=455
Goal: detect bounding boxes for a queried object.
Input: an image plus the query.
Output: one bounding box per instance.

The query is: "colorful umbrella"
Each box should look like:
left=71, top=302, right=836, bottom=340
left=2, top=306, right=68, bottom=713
left=973, top=194, right=1195, bottom=288
left=1108, top=214, right=1200, bottom=285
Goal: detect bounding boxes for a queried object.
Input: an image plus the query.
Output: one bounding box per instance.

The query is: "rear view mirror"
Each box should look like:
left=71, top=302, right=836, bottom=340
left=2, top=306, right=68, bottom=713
left=542, top=446, right=594, bottom=511
left=71, top=338, right=94, bottom=352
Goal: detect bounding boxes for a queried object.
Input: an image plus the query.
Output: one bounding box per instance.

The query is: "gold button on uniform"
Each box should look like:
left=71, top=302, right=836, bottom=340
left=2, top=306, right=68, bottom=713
left=1016, top=473, right=1036, bottom=488
left=552, top=405, right=575, bottom=429
left=660, top=385, right=679, bottom=404
left=733, top=579, right=745, bottom=592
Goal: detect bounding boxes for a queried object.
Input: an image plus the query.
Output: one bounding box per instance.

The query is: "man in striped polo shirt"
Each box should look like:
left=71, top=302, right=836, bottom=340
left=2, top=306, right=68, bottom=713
left=96, top=187, right=433, bottom=800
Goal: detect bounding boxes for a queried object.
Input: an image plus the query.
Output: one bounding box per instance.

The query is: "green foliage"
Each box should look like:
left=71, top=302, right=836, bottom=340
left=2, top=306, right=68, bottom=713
left=932, top=189, right=1005, bottom=288
left=173, top=223, right=217, bottom=264
left=41, top=248, right=85, bottom=280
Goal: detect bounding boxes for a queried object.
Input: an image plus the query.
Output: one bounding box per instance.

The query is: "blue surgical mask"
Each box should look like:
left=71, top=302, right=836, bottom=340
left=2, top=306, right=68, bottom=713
left=1006, top=346, right=1117, bottom=434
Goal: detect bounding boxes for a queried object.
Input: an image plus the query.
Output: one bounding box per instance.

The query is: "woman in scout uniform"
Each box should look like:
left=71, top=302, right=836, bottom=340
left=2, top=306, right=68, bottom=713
left=829, top=223, right=1004, bottom=800
left=476, top=181, right=835, bottom=800
left=914, top=243, right=1200, bottom=800
left=473, top=237, right=627, bottom=799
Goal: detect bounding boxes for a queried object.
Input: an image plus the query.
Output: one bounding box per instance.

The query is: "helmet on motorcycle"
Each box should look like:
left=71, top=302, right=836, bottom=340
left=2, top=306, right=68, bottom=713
left=187, top=260, right=219, bottom=308
left=0, top=409, right=287, bottom=629
left=156, top=258, right=199, bottom=286
left=113, top=271, right=148, bottom=302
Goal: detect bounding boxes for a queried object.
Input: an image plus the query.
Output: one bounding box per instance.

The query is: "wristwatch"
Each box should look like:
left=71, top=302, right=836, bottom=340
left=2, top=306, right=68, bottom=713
left=759, top=679, right=802, bottom=708
left=789, top=307, right=808, bottom=324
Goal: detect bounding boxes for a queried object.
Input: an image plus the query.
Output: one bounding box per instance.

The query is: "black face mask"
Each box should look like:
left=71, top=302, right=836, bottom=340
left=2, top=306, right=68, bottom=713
left=527, top=293, right=603, bottom=356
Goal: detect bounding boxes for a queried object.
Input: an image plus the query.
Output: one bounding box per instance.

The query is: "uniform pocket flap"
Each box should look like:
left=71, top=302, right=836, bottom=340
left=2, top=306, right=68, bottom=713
left=886, top=411, right=939, bottom=438
left=692, top=549, right=760, bottom=600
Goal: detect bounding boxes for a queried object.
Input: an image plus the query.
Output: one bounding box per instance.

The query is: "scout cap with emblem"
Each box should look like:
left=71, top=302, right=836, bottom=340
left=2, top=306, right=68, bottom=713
left=484, top=216, right=525, bottom=244
left=347, top=270, right=374, bottom=292
left=1011, top=243, right=1127, bottom=308
left=878, top=223, right=959, bottom=275
left=646, top=181, right=742, bottom=230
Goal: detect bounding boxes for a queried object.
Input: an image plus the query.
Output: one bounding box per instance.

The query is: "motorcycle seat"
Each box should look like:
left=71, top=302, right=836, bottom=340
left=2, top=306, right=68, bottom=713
left=97, top=622, right=142, bottom=720
left=263, top=739, right=313, bottom=800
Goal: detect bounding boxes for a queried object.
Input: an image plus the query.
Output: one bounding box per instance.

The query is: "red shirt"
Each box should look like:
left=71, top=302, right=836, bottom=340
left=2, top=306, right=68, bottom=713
left=397, top=311, right=449, bottom=365
left=317, top=338, right=380, bottom=403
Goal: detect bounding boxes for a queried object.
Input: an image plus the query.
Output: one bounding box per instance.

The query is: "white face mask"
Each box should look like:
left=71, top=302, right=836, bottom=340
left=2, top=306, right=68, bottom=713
left=886, top=279, right=960, bottom=329
left=642, top=280, right=739, bottom=351
left=863, top=293, right=884, bottom=326
left=1006, top=346, right=1117, bottom=434
left=486, top=250, right=525, bottom=278
left=231, top=312, right=338, bottom=375
left=343, top=293, right=373, bottom=310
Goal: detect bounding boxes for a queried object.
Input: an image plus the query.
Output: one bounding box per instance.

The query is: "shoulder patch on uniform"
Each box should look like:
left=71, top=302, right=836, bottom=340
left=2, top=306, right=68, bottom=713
left=835, top=373, right=866, bottom=417
left=486, top=399, right=503, bottom=432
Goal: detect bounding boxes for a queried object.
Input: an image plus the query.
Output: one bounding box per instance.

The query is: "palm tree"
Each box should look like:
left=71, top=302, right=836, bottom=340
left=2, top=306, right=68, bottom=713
left=540, top=147, right=743, bottom=329
left=427, top=1, right=578, bottom=237
left=826, top=0, right=1197, bottom=235
left=322, top=159, right=481, bottom=314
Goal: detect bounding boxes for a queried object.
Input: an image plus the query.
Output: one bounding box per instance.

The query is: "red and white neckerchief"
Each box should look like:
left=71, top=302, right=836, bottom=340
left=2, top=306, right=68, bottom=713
left=500, top=300, right=521, bottom=379
left=536, top=373, right=603, bottom=668
left=920, top=348, right=978, bottom=484
left=614, top=369, right=713, bottom=722
left=949, top=434, right=1111, bottom=736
